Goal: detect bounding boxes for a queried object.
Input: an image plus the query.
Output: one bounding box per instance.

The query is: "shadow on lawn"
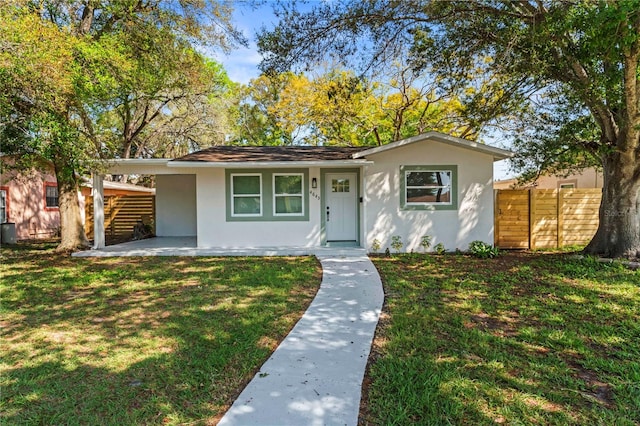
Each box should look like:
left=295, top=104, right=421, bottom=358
left=1, top=245, right=321, bottom=425
left=363, top=252, right=640, bottom=425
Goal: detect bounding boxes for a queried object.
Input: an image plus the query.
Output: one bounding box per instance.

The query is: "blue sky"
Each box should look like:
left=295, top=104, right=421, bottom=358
left=212, top=2, right=277, bottom=84
left=213, top=2, right=515, bottom=179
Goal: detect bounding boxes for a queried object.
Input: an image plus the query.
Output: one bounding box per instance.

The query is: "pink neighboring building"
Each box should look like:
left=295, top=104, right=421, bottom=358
left=1, top=159, right=154, bottom=240
left=1, top=164, right=63, bottom=239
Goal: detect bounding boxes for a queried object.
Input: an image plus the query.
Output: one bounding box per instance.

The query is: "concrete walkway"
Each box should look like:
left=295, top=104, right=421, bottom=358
left=218, top=251, right=384, bottom=426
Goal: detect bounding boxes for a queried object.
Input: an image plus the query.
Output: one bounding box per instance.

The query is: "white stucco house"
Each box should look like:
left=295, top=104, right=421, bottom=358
left=92, top=132, right=512, bottom=252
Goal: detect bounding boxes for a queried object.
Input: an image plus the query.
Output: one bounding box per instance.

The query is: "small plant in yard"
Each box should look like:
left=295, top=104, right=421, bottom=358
left=390, top=235, right=403, bottom=253
left=433, top=242, right=445, bottom=254
left=468, top=240, right=500, bottom=258
left=371, top=238, right=381, bottom=253
left=420, top=235, right=432, bottom=252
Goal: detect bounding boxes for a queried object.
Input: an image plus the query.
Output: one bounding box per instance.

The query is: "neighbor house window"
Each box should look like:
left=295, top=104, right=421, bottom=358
left=273, top=174, right=303, bottom=216
left=400, top=165, right=458, bottom=211
left=0, top=189, right=7, bottom=222
left=45, top=183, right=59, bottom=208
left=231, top=174, right=262, bottom=216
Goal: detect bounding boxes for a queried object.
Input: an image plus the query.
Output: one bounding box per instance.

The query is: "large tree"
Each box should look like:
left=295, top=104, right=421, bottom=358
left=1, top=0, right=242, bottom=250
left=1, top=4, right=92, bottom=250
left=258, top=0, right=640, bottom=258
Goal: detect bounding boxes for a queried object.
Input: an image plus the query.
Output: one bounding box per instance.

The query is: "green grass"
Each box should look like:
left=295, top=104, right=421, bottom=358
left=0, top=241, right=321, bottom=425
left=363, top=252, right=640, bottom=425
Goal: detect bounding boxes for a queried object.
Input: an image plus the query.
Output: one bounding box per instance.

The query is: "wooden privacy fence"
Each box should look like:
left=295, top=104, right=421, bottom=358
left=85, top=195, right=155, bottom=239
left=495, top=189, right=601, bottom=249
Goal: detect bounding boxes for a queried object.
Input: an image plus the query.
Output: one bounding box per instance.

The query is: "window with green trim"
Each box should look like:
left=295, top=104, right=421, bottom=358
left=226, top=169, right=309, bottom=222
left=400, top=165, right=457, bottom=211
left=231, top=174, right=262, bottom=216
left=273, top=173, right=303, bottom=216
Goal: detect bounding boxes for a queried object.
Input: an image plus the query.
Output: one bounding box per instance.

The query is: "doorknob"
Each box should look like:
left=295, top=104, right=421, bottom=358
left=326, top=206, right=330, bottom=221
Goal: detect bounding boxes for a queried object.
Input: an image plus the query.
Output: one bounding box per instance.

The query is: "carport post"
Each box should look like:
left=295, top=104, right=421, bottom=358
left=92, top=173, right=105, bottom=249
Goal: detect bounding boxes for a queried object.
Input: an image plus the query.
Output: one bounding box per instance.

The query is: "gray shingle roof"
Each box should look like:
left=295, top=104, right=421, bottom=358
left=172, top=146, right=368, bottom=162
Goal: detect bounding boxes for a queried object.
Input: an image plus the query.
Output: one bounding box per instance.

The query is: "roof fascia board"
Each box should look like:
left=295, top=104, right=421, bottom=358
left=353, top=131, right=513, bottom=161
left=167, top=160, right=373, bottom=168
left=108, top=159, right=170, bottom=166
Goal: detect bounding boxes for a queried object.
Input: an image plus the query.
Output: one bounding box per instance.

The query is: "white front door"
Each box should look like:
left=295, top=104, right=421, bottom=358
left=325, top=173, right=357, bottom=241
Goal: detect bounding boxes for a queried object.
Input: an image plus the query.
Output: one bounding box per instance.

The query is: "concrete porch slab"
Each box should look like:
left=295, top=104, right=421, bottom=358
left=72, top=237, right=365, bottom=257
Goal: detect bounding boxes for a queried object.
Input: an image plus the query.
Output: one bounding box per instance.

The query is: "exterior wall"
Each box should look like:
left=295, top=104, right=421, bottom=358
left=155, top=174, right=197, bottom=237
left=535, top=168, right=602, bottom=189
left=195, top=167, right=324, bottom=248
left=493, top=178, right=523, bottom=190
left=0, top=166, right=61, bottom=239
left=363, top=141, right=495, bottom=252
left=494, top=168, right=603, bottom=190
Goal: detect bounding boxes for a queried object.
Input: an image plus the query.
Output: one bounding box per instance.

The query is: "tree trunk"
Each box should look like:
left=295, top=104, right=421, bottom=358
left=584, top=140, right=640, bottom=258
left=54, top=167, right=90, bottom=252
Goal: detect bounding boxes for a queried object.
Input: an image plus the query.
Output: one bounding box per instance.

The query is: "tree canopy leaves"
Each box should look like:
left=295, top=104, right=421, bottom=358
left=0, top=0, right=243, bottom=250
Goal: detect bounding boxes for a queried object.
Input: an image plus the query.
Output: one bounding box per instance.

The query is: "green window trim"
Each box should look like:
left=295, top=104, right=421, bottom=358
left=225, top=169, right=309, bottom=222
left=400, top=165, right=458, bottom=211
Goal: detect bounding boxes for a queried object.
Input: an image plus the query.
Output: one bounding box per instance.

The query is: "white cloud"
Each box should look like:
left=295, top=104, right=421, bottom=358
left=214, top=43, right=263, bottom=84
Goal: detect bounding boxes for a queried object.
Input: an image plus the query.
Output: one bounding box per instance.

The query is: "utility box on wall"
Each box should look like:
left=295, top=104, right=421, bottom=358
left=1, top=222, right=17, bottom=245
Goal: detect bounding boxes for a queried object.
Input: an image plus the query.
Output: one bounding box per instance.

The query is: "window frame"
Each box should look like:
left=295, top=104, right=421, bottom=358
left=44, top=182, right=59, bottom=210
left=400, top=165, right=458, bottom=211
left=0, top=187, right=8, bottom=223
left=558, top=180, right=577, bottom=189
left=273, top=173, right=304, bottom=217
left=230, top=173, right=263, bottom=217
left=225, top=169, right=309, bottom=222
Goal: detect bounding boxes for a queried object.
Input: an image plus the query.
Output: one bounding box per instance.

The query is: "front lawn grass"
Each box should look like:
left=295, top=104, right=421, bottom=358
left=0, top=241, right=322, bottom=425
left=363, top=252, right=640, bottom=425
